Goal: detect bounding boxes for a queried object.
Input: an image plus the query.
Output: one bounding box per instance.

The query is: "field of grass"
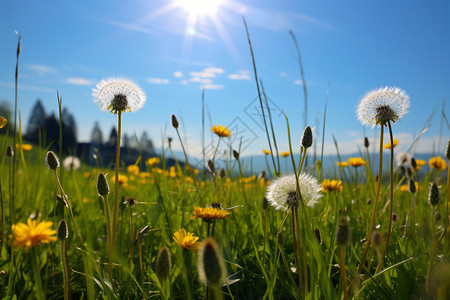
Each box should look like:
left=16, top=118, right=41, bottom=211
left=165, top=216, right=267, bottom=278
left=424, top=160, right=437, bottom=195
left=0, top=124, right=449, bottom=299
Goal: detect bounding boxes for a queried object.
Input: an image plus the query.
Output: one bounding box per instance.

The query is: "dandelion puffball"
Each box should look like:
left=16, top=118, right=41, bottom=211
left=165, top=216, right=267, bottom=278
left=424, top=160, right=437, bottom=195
left=357, top=87, right=409, bottom=127
left=266, top=173, right=322, bottom=211
left=93, top=78, right=146, bottom=114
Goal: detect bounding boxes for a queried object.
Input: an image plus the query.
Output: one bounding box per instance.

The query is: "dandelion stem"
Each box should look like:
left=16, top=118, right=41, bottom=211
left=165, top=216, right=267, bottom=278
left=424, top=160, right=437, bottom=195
left=382, top=121, right=395, bottom=263
left=339, top=244, right=348, bottom=300
left=426, top=205, right=437, bottom=293
left=31, top=247, right=44, bottom=300
left=60, top=238, right=71, bottom=300
left=112, top=112, right=122, bottom=255
left=291, top=207, right=303, bottom=293
left=358, top=124, right=384, bottom=274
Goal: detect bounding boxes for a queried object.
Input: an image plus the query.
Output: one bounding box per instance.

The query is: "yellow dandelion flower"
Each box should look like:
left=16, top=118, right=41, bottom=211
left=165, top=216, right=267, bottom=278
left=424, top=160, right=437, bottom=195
left=429, top=156, right=447, bottom=170
left=173, top=228, right=201, bottom=252
left=211, top=124, right=231, bottom=137
left=139, top=172, right=151, bottom=178
left=146, top=157, right=160, bottom=167
left=280, top=151, right=290, bottom=157
left=10, top=218, right=57, bottom=249
left=16, top=144, right=33, bottom=151
left=111, top=174, right=129, bottom=185
left=0, top=116, right=7, bottom=128
left=82, top=197, right=91, bottom=204
left=384, top=139, right=399, bottom=149
left=84, top=172, right=91, bottom=179
left=336, top=161, right=349, bottom=167
left=127, top=165, right=140, bottom=176
left=191, top=206, right=231, bottom=220
left=348, top=157, right=366, bottom=167
left=413, top=159, right=426, bottom=171
left=322, top=179, right=343, bottom=192
left=262, top=149, right=271, bottom=155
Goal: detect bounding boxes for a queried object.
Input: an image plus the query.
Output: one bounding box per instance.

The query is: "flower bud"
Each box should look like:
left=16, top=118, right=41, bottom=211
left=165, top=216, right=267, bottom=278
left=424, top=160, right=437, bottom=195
left=314, top=228, right=322, bottom=245
left=45, top=151, right=60, bottom=170
left=171, top=114, right=179, bottom=129
left=262, top=197, right=268, bottom=210
left=218, top=168, right=225, bottom=178
left=408, top=178, right=416, bottom=194
left=428, top=182, right=440, bottom=206
left=233, top=150, right=239, bottom=160
left=6, top=145, right=14, bottom=157
left=57, top=219, right=68, bottom=240
left=336, top=217, right=350, bottom=245
left=301, top=126, right=313, bottom=149
left=97, top=173, right=110, bottom=197
left=364, top=137, right=370, bottom=148
left=156, top=247, right=172, bottom=282
left=198, top=238, right=225, bottom=287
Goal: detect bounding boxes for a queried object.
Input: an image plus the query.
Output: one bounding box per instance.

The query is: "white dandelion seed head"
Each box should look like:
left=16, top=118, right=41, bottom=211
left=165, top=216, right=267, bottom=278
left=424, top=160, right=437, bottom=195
left=92, top=78, right=146, bottom=114
left=266, top=173, right=322, bottom=211
left=63, top=156, right=81, bottom=170
left=357, top=86, right=410, bottom=127
left=395, top=152, right=412, bottom=167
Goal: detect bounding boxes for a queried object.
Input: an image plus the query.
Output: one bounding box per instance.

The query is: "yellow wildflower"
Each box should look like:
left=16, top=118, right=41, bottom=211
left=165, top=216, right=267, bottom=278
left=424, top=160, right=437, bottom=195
left=336, top=161, right=349, bottom=167
left=82, top=197, right=91, bottom=204
left=429, top=156, right=447, bottom=170
left=191, top=206, right=231, bottom=220
left=262, top=149, right=271, bottom=155
left=0, top=116, right=7, bottom=128
left=16, top=144, right=33, bottom=151
left=400, top=182, right=419, bottom=192
left=173, top=228, right=201, bottom=252
left=384, top=139, right=399, bottom=149
left=348, top=157, right=366, bottom=167
left=10, top=218, right=57, bottom=249
left=280, top=151, right=290, bottom=157
left=127, top=165, right=140, bottom=176
left=414, top=159, right=426, bottom=171
left=139, top=172, right=151, bottom=178
left=84, top=172, right=91, bottom=178
left=111, top=174, right=129, bottom=185
left=147, top=157, right=160, bottom=167
left=322, top=179, right=343, bottom=192
left=211, top=124, right=231, bottom=137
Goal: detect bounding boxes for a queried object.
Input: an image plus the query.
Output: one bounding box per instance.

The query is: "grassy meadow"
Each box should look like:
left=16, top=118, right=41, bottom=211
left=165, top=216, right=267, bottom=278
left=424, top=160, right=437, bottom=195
left=0, top=38, right=450, bottom=300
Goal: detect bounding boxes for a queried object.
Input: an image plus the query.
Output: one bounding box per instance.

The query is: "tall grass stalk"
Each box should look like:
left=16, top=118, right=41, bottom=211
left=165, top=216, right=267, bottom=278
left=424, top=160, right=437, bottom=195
left=358, top=125, right=384, bottom=274
left=243, top=17, right=279, bottom=176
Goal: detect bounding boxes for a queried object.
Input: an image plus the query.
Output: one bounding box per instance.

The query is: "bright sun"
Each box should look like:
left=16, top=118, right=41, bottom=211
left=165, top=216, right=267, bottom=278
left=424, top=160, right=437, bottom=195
left=174, top=0, right=225, bottom=17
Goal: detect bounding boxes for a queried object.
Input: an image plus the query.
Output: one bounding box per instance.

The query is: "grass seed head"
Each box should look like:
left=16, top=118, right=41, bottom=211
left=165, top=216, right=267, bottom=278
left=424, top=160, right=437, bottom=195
left=409, top=178, right=416, bottom=194
left=364, top=137, right=369, bottom=148
left=446, top=140, right=450, bottom=160
left=336, top=217, right=350, bottom=245
left=233, top=149, right=240, bottom=160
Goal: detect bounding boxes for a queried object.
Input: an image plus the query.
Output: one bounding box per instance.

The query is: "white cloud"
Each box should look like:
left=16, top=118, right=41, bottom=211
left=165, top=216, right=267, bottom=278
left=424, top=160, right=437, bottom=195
left=294, top=80, right=302, bottom=85
left=228, top=70, right=251, bottom=80
left=189, top=71, right=216, bottom=78
left=180, top=79, right=189, bottom=85
left=204, top=67, right=225, bottom=74
left=147, top=78, right=170, bottom=84
left=201, top=84, right=224, bottom=90
left=190, top=77, right=213, bottom=84
left=28, top=64, right=57, bottom=75
left=174, top=71, right=183, bottom=78
left=65, top=77, right=92, bottom=86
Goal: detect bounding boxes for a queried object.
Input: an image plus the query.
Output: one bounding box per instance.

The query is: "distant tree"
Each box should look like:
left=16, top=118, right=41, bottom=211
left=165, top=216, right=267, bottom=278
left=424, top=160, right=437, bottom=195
left=44, top=113, right=59, bottom=148
left=61, top=107, right=77, bottom=152
left=25, top=99, right=46, bottom=143
left=108, top=127, right=118, bottom=146
left=90, top=121, right=103, bottom=144
left=140, top=131, right=155, bottom=153
left=123, top=133, right=131, bottom=148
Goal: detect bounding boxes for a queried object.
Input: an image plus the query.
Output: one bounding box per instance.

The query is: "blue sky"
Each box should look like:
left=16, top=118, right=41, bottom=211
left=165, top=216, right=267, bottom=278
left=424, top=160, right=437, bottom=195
left=0, top=0, right=449, bottom=160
